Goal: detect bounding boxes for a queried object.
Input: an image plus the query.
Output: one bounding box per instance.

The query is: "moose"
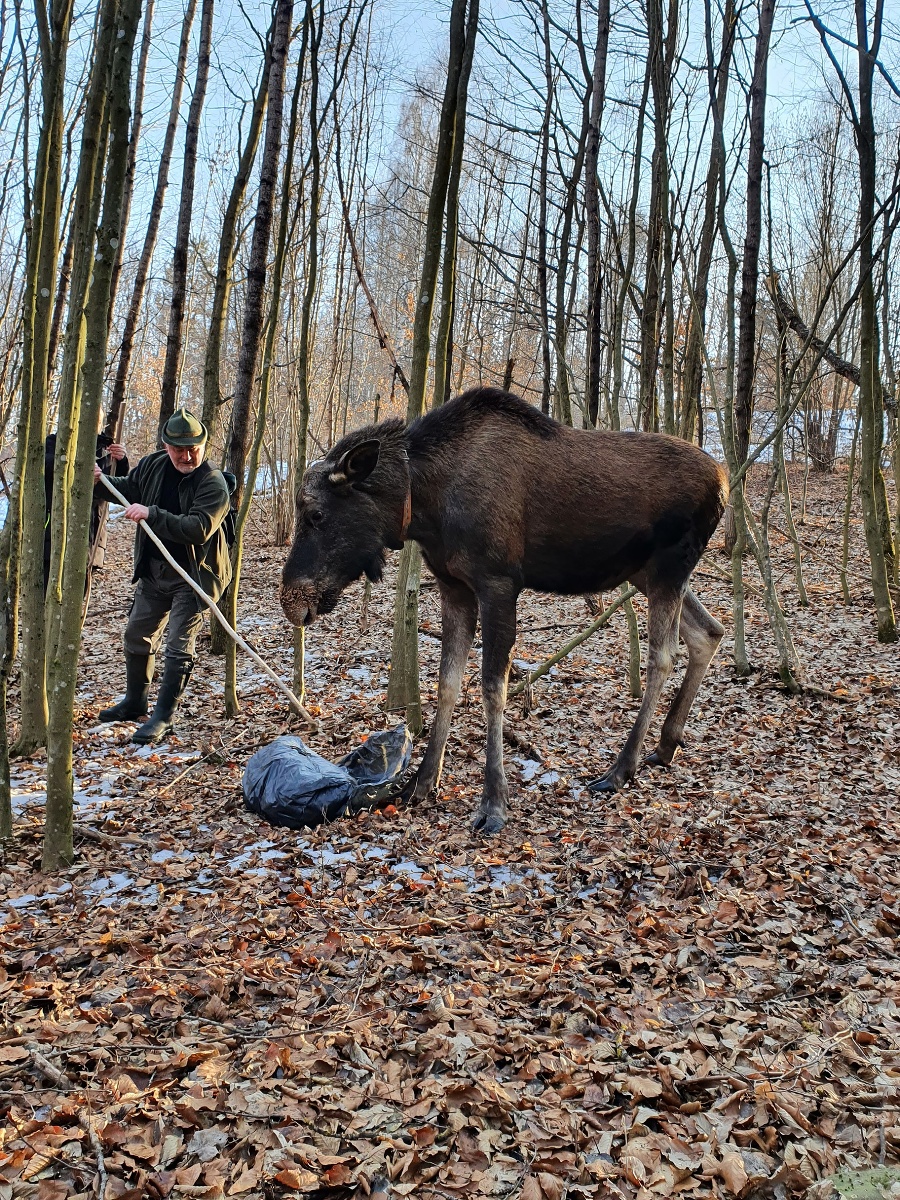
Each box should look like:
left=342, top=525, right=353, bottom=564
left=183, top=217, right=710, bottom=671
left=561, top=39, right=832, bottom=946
left=281, top=387, right=728, bottom=833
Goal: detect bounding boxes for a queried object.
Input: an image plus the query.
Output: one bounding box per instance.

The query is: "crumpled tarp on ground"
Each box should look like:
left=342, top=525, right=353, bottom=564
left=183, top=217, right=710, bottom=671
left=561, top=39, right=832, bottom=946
left=242, top=725, right=413, bottom=828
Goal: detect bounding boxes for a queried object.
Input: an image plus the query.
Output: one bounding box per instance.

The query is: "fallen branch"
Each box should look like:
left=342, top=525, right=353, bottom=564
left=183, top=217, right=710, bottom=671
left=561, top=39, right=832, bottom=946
left=29, top=1046, right=69, bottom=1088
left=508, top=586, right=638, bottom=698
left=503, top=727, right=542, bottom=761
left=100, top=474, right=316, bottom=727
left=80, top=1114, right=108, bottom=1200
left=73, top=823, right=147, bottom=848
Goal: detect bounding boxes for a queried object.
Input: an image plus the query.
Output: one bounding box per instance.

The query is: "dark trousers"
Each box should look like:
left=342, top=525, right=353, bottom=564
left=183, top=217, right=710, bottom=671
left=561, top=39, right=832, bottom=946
left=123, top=558, right=204, bottom=668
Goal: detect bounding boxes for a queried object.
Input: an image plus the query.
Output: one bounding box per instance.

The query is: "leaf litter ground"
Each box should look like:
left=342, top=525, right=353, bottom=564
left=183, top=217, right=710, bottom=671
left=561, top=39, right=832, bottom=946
left=1, top=467, right=899, bottom=1200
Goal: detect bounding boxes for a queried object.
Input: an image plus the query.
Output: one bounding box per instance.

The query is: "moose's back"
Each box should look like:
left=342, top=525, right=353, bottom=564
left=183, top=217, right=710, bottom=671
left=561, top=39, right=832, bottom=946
left=407, top=391, right=728, bottom=598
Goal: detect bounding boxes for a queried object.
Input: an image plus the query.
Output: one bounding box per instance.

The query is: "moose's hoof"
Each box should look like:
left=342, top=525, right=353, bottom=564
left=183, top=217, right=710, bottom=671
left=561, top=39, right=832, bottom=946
left=645, top=740, right=682, bottom=768
left=587, top=771, right=625, bottom=794
left=389, top=768, right=433, bottom=807
left=472, top=806, right=507, bottom=835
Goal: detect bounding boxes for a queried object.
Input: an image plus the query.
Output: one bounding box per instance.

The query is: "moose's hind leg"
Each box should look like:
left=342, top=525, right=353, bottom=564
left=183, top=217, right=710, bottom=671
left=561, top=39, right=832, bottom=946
left=408, top=579, right=478, bottom=802
left=588, top=585, right=682, bottom=793
left=473, top=580, right=518, bottom=834
left=646, top=588, right=723, bottom=767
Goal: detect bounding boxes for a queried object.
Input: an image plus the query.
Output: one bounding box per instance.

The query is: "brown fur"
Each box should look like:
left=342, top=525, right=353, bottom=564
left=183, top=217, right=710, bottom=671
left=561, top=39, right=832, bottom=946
left=282, top=388, right=728, bottom=832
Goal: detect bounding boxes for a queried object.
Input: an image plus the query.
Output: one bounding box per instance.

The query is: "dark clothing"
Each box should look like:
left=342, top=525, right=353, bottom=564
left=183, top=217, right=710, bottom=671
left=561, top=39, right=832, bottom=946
left=43, top=433, right=130, bottom=591
left=146, top=459, right=190, bottom=572
left=97, top=449, right=232, bottom=601
left=124, top=557, right=206, bottom=668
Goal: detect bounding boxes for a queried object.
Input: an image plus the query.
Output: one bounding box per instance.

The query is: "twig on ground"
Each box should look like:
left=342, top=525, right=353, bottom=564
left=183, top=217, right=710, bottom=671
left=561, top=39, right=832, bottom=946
left=74, top=823, right=147, bottom=848
left=80, top=1114, right=108, bottom=1200
left=29, top=1046, right=69, bottom=1088
left=503, top=727, right=542, bottom=761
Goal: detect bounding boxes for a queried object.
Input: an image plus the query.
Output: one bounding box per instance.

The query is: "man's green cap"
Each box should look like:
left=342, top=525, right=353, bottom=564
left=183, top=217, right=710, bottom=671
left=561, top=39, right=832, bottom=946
left=162, top=407, right=208, bottom=447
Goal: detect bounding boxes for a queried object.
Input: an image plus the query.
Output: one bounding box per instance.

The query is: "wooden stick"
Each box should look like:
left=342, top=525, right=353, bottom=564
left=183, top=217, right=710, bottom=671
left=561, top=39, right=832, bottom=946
left=99, top=474, right=316, bottom=726
left=507, top=586, right=639, bottom=697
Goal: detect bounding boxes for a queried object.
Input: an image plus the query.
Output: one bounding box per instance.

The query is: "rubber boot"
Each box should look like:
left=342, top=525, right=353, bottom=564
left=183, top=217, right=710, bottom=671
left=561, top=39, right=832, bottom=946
left=132, top=658, right=192, bottom=745
left=98, top=653, right=154, bottom=722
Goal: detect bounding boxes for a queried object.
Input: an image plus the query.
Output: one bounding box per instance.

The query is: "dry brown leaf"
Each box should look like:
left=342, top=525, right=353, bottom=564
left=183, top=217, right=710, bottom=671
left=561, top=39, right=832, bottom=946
left=716, top=1153, right=749, bottom=1195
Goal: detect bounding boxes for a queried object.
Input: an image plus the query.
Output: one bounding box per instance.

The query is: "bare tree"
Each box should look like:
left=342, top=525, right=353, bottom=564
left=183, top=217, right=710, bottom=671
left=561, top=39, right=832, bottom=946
left=157, top=0, right=214, bottom=442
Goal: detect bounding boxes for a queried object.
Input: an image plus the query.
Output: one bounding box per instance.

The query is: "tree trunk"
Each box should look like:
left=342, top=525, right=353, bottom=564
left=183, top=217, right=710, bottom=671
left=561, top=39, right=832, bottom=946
left=200, top=18, right=272, bottom=439
left=733, top=0, right=775, bottom=466
left=13, top=0, right=76, bottom=757
left=639, top=0, right=676, bottom=433
left=224, top=5, right=303, bottom=716
left=157, top=0, right=214, bottom=442
left=44, top=0, right=139, bottom=870
left=853, top=0, right=896, bottom=640
left=106, top=0, right=197, bottom=438
left=584, top=0, right=610, bottom=427
left=431, top=0, right=479, bottom=410
left=45, top=0, right=117, bottom=612
left=535, top=0, right=552, bottom=416
left=225, top=0, right=293, bottom=505
left=105, top=0, right=154, bottom=341
left=552, top=69, right=591, bottom=427
left=678, top=0, right=732, bottom=447
left=386, top=0, right=474, bottom=730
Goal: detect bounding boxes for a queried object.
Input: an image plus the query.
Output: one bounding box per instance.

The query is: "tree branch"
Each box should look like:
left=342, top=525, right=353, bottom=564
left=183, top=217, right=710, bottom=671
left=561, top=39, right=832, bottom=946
left=768, top=271, right=897, bottom=415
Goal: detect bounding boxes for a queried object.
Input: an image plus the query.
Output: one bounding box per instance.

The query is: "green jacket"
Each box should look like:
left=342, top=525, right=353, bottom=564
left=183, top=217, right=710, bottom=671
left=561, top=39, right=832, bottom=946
left=98, top=451, right=233, bottom=600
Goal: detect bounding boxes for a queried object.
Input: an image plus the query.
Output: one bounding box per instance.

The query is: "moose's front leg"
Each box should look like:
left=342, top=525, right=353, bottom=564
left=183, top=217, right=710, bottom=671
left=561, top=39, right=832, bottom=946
left=473, top=581, right=518, bottom=833
left=409, top=579, right=478, bottom=801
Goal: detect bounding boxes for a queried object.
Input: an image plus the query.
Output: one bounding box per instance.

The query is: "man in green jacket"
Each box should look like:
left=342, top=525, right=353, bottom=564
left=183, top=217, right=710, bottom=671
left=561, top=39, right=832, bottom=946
left=94, top=408, right=233, bottom=745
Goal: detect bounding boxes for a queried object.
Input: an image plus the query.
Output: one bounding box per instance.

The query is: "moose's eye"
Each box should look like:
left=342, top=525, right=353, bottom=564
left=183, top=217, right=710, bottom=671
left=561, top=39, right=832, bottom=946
left=307, top=509, right=324, bottom=526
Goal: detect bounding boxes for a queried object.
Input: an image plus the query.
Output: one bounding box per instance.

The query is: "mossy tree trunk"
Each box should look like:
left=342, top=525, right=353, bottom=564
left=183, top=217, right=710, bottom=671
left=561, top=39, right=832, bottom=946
left=12, top=0, right=76, bottom=757
left=43, top=0, right=140, bottom=870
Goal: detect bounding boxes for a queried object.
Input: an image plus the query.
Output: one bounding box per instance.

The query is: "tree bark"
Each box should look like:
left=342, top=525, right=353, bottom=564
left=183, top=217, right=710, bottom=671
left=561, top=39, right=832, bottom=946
left=584, top=0, right=610, bottom=427
left=431, top=0, right=478, bottom=410
left=200, top=14, right=272, bottom=439
left=639, top=0, right=677, bottom=433
left=157, top=0, right=214, bottom=442
left=226, top=0, right=293, bottom=505
left=45, top=0, right=117, bottom=612
left=853, top=0, right=896, bottom=639
left=680, top=0, right=734, bottom=444
left=224, top=34, right=302, bottom=717
left=387, top=0, right=474, bottom=730
left=106, top=0, right=197, bottom=439
left=44, top=0, right=140, bottom=870
left=733, top=0, right=776, bottom=465
left=535, top=0, right=552, bottom=416
left=12, top=0, right=76, bottom=756
left=105, top=0, right=154, bottom=343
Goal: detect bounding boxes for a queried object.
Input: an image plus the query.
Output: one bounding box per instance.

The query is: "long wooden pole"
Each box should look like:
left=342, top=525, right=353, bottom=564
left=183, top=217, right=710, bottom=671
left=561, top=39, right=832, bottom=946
left=99, top=475, right=315, bottom=725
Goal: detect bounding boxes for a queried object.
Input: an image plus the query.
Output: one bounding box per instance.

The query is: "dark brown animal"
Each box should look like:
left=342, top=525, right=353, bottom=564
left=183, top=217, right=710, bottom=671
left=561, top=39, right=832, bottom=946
left=281, top=388, right=728, bottom=833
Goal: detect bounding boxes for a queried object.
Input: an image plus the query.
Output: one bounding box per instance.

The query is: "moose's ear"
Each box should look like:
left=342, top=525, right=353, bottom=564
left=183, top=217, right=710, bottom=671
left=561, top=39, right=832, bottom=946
left=328, top=439, right=380, bottom=485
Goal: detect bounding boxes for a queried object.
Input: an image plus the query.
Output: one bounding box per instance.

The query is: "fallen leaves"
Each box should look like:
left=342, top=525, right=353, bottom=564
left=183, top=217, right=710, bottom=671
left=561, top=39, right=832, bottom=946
left=1, top=471, right=899, bottom=1197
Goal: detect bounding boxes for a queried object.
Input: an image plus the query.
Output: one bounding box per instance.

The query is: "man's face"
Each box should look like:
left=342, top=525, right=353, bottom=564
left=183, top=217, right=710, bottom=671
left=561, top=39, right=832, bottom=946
left=165, top=441, right=205, bottom=474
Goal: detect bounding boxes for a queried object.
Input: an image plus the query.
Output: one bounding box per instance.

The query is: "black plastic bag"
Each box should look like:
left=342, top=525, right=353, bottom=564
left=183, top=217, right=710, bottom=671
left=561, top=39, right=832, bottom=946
left=242, top=725, right=413, bottom=829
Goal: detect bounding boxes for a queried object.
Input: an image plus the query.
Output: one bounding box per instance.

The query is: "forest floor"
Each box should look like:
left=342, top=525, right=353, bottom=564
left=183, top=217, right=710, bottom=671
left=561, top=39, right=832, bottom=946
left=2, top=465, right=899, bottom=1200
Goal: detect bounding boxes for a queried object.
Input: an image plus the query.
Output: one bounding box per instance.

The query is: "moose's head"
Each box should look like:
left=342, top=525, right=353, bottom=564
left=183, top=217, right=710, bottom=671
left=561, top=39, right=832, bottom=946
left=280, top=419, right=409, bottom=627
